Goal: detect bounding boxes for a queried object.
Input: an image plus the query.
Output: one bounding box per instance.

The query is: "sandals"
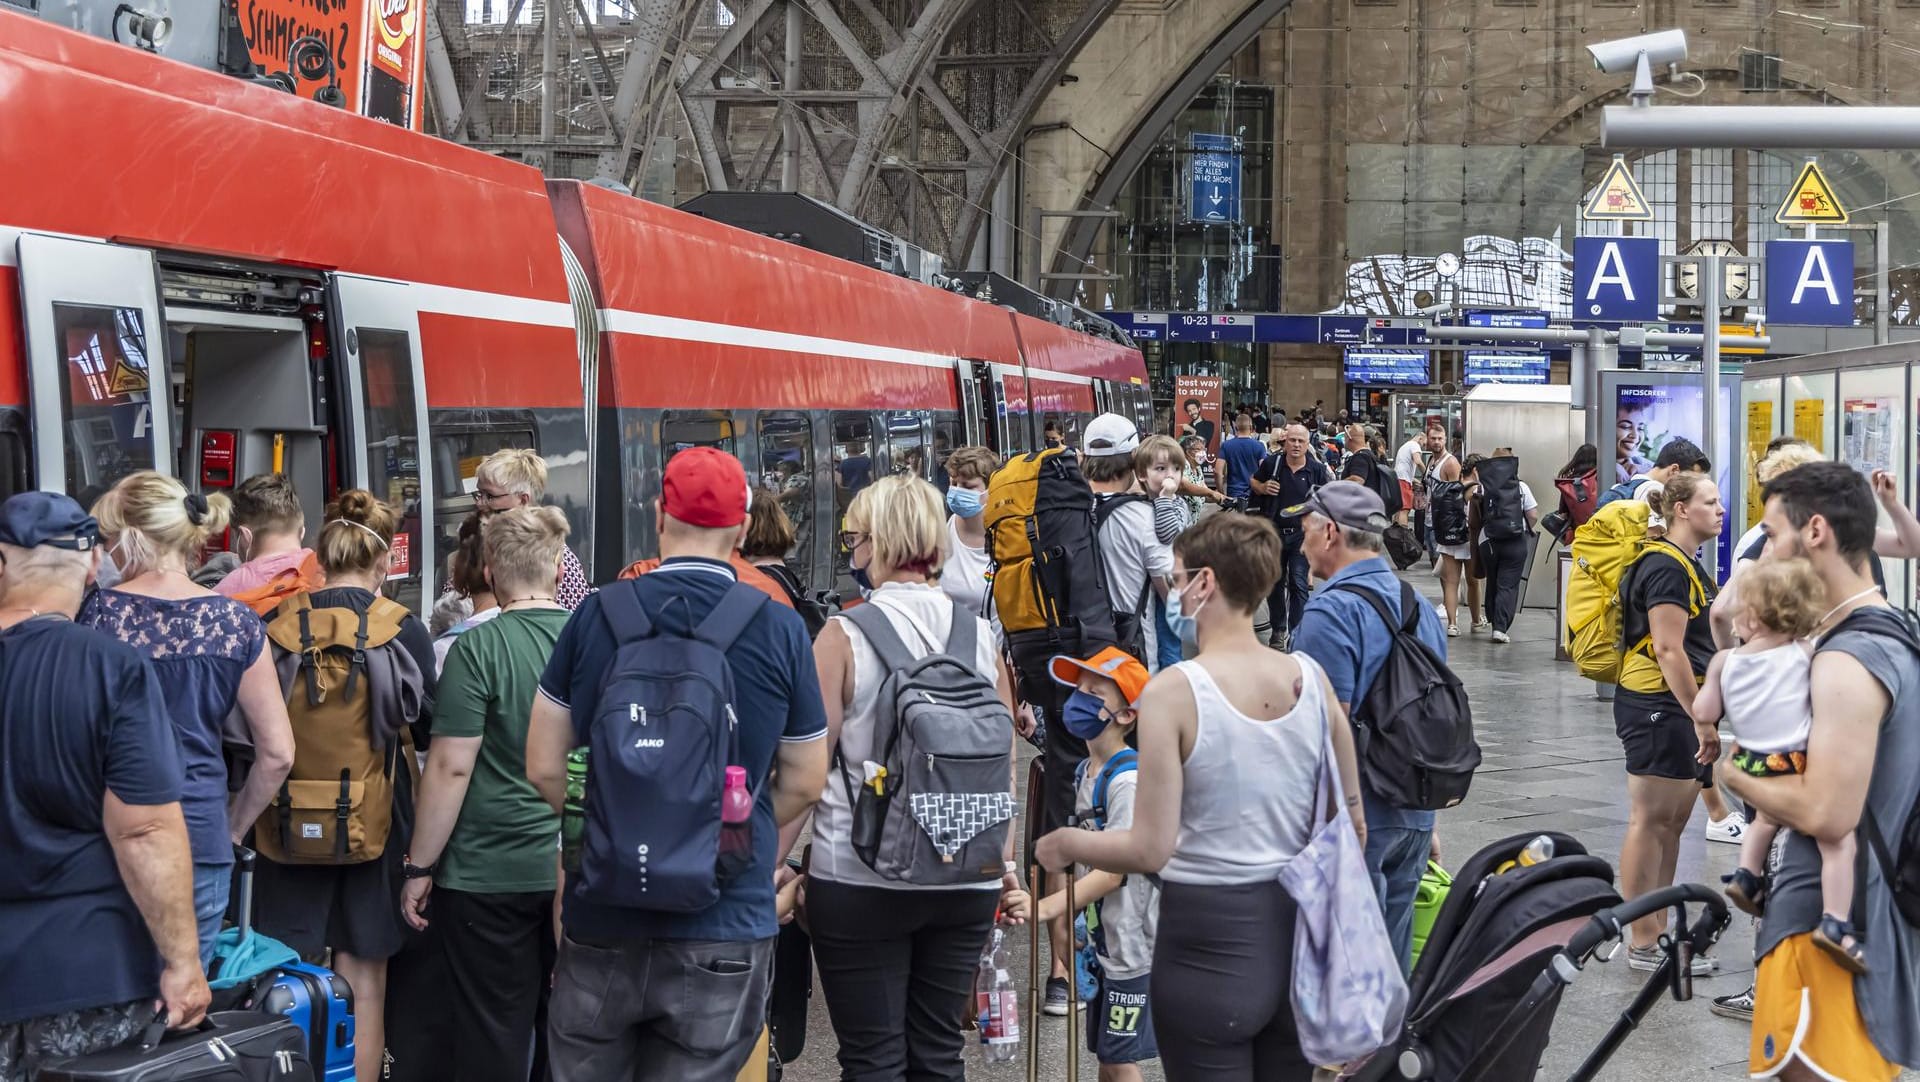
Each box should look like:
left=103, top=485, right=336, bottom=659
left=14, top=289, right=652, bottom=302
left=1722, top=868, right=1768, bottom=917
left=1812, top=914, right=1869, bottom=975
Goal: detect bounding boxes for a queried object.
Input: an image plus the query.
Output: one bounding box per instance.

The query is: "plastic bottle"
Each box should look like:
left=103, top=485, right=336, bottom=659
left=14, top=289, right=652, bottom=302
left=561, top=748, right=590, bottom=872
left=722, top=766, right=753, bottom=825
left=1495, top=834, right=1556, bottom=876
left=976, top=925, right=1019, bottom=1062
left=717, top=766, right=755, bottom=875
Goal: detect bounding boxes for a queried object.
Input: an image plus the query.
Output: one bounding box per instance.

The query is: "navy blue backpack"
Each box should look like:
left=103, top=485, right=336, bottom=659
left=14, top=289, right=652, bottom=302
left=575, top=581, right=768, bottom=912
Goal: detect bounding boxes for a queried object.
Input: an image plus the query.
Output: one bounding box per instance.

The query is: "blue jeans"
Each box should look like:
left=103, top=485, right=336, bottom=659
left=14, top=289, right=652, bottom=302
left=1364, top=825, right=1431, bottom=975
left=194, top=861, right=232, bottom=969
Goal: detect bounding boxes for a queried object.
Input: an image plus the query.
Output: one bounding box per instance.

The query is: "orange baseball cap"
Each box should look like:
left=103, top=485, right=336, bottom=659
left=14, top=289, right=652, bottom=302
left=1049, top=646, right=1150, bottom=707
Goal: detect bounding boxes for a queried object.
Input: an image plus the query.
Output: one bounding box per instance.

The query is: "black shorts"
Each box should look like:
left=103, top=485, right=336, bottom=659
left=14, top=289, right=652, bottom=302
left=252, top=850, right=408, bottom=960
left=1086, top=970, right=1158, bottom=1065
left=1614, top=694, right=1711, bottom=783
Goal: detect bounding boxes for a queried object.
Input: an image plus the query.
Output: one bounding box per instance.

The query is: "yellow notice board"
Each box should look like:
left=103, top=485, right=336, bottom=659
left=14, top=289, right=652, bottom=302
left=1746, top=400, right=1774, bottom=529
left=1794, top=398, right=1826, bottom=451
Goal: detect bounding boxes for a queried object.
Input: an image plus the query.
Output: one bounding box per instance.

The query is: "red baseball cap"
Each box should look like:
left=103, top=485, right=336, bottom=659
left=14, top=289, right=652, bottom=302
left=662, top=447, right=751, bottom=528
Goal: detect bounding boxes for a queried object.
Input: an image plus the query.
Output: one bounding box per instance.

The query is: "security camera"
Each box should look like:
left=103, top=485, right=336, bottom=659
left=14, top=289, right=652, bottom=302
left=1586, top=30, right=1687, bottom=75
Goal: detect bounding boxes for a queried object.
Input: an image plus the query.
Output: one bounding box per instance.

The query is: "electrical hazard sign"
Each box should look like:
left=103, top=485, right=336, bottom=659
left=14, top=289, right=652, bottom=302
left=1582, top=156, right=1653, bottom=222
left=1776, top=160, right=1849, bottom=225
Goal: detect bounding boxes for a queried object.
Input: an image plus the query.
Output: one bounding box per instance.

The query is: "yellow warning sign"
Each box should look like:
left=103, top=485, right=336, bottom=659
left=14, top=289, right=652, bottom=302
left=1776, top=160, right=1849, bottom=225
left=107, top=358, right=148, bottom=397
left=1582, top=156, right=1653, bottom=222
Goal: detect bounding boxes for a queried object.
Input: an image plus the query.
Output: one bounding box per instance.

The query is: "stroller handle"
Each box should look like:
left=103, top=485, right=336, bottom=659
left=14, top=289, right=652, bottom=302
left=1563, top=884, right=1728, bottom=964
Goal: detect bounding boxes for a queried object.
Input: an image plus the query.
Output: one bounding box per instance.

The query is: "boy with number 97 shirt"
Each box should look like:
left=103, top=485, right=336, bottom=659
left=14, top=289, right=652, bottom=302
left=1034, top=647, right=1161, bottom=1081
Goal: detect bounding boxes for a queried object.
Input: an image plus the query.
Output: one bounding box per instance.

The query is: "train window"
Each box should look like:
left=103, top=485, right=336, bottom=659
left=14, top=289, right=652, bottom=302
left=758, top=411, right=814, bottom=585
left=357, top=328, right=425, bottom=606
left=53, top=304, right=158, bottom=505
left=884, top=411, right=929, bottom=480
left=429, top=424, right=537, bottom=589
left=831, top=411, right=874, bottom=594
left=931, top=415, right=964, bottom=491
left=661, top=410, right=736, bottom=462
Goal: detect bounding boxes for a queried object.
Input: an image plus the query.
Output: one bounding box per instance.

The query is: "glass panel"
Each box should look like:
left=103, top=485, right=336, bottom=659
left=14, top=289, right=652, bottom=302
left=53, top=303, right=156, bottom=505
left=931, top=415, right=964, bottom=491
left=758, top=411, right=814, bottom=587
left=429, top=425, right=536, bottom=589
left=1839, top=366, right=1908, bottom=608
left=1739, top=376, right=1781, bottom=532
left=358, top=328, right=425, bottom=610
left=661, top=409, right=736, bottom=461
left=883, top=410, right=929, bottom=478
left=831, top=411, right=875, bottom=594
left=1784, top=372, right=1837, bottom=456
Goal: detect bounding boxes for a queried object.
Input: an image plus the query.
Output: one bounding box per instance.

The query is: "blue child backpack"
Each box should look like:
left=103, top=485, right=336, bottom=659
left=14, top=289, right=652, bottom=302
left=575, top=581, right=768, bottom=912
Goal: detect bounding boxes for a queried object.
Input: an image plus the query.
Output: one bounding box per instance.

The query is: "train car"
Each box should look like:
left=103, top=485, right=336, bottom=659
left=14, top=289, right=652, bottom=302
left=0, top=11, right=1147, bottom=607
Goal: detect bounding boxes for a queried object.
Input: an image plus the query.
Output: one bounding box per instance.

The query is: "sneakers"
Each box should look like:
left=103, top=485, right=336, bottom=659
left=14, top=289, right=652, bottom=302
left=1447, top=624, right=1461, bottom=638
left=1626, top=944, right=1717, bottom=976
left=1472, top=618, right=1491, bottom=632
left=1710, top=985, right=1755, bottom=1021
left=1043, top=976, right=1069, bottom=1017
left=1491, top=630, right=1511, bottom=644
left=1707, top=812, right=1748, bottom=845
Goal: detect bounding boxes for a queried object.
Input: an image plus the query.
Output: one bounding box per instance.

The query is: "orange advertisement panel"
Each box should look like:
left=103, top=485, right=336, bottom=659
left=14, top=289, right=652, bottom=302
left=1173, top=374, right=1225, bottom=454
left=242, top=0, right=425, bottom=130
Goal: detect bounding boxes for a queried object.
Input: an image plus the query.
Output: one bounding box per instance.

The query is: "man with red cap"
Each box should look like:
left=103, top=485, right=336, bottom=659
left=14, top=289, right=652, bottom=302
left=526, top=448, right=830, bottom=1082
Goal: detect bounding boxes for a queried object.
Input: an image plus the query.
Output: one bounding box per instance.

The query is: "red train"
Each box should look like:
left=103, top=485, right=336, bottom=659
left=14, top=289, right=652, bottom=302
left=0, top=12, right=1147, bottom=604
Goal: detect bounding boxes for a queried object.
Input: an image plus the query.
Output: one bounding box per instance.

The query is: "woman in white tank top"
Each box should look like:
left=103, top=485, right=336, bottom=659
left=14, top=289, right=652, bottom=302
left=1036, top=512, right=1365, bottom=1081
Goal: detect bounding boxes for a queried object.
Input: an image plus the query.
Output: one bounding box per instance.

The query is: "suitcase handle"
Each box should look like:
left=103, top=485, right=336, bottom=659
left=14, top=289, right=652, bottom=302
left=137, top=1012, right=217, bottom=1052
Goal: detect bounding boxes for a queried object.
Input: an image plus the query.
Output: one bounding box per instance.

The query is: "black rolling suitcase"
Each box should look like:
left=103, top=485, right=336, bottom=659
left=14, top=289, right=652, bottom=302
left=39, top=1011, right=313, bottom=1081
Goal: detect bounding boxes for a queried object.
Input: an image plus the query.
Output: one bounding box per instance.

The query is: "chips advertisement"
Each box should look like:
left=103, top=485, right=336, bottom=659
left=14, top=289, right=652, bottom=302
left=242, top=0, right=425, bottom=129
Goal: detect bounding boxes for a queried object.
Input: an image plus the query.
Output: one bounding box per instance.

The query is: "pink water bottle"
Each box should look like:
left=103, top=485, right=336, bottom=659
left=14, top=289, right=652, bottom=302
left=722, top=766, right=753, bottom=825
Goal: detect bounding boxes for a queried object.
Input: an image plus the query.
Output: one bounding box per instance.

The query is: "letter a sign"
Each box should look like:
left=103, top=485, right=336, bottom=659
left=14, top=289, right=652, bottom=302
left=1574, top=236, right=1659, bottom=321
left=1765, top=239, right=1854, bottom=326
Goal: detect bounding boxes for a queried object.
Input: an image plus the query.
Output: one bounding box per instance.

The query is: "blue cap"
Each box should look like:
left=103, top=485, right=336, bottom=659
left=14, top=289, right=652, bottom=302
left=0, top=492, right=100, bottom=551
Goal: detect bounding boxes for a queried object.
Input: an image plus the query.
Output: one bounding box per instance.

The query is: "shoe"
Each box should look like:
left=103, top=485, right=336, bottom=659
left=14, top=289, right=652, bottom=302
left=1710, top=986, right=1755, bottom=1021
left=1812, top=914, right=1869, bottom=975
left=1722, top=867, right=1768, bottom=918
left=1491, top=630, right=1511, bottom=644
left=1043, top=976, right=1069, bottom=1017
left=1472, top=619, right=1491, bottom=632
left=1627, top=944, right=1718, bottom=976
left=1707, top=812, right=1748, bottom=845
left=1447, top=624, right=1461, bottom=637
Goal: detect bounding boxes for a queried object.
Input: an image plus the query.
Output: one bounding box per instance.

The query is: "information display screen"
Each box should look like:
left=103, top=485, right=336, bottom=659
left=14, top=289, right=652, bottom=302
left=1343, top=348, right=1429, bottom=386
left=1464, top=351, right=1549, bottom=385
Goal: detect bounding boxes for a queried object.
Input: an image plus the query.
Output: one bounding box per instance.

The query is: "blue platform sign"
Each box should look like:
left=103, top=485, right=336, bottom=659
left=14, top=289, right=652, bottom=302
left=1188, top=133, right=1240, bottom=225
left=1573, top=236, right=1659, bottom=321
left=1765, top=239, right=1854, bottom=326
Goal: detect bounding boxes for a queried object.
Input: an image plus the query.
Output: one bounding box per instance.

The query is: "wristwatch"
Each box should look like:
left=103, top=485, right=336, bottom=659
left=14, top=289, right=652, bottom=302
left=402, top=858, right=436, bottom=880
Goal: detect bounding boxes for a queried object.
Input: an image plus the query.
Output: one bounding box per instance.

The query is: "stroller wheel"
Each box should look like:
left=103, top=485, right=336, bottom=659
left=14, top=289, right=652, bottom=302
left=1396, top=1044, right=1433, bottom=1079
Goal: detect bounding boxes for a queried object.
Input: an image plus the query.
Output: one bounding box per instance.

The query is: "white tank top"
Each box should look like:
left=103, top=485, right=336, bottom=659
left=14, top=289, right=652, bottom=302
left=1161, top=653, right=1328, bottom=885
left=1721, top=643, right=1813, bottom=754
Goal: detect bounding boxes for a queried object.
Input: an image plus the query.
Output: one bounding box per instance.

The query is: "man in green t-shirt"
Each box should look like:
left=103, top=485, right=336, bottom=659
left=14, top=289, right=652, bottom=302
left=400, top=506, right=573, bottom=1082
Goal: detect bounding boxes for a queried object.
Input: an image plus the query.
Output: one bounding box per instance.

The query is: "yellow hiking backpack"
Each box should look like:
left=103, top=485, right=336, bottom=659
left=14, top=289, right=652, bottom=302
left=984, top=447, right=1117, bottom=650
left=1565, top=499, right=1650, bottom=682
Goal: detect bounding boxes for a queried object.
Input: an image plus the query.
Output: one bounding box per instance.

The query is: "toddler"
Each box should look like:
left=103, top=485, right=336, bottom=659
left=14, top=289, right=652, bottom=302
left=1693, top=558, right=1864, bottom=974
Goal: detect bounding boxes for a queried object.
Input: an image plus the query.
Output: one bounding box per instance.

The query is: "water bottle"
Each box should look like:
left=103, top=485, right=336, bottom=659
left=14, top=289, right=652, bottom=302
left=1495, top=834, right=1556, bottom=876
left=561, top=748, right=589, bottom=872
left=976, top=926, right=1019, bottom=1062
left=717, top=766, right=754, bottom=876
left=721, top=766, right=753, bottom=825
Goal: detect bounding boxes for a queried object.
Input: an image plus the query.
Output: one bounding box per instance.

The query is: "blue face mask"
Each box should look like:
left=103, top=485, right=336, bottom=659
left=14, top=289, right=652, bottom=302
left=1165, top=573, right=1209, bottom=647
left=1061, top=690, right=1116, bottom=741
left=946, top=486, right=985, bottom=519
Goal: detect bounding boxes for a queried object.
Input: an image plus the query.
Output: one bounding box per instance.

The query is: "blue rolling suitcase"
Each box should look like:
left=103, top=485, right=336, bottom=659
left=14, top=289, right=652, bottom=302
left=216, top=848, right=357, bottom=1082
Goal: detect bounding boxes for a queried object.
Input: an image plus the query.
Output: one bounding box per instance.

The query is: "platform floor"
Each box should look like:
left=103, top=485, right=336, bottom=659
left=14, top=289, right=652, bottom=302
left=779, top=564, right=1915, bottom=1081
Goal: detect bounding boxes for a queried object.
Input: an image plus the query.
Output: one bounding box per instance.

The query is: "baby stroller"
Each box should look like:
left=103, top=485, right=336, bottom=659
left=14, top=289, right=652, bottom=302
left=1346, top=830, right=1731, bottom=1082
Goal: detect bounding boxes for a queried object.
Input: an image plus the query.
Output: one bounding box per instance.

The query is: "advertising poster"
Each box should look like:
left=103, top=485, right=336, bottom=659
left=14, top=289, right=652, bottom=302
left=1844, top=398, right=1895, bottom=476
left=1746, top=400, right=1773, bottom=529
left=1793, top=398, right=1827, bottom=451
left=1614, top=383, right=1704, bottom=484
left=243, top=0, right=427, bottom=129
left=1173, top=374, right=1225, bottom=454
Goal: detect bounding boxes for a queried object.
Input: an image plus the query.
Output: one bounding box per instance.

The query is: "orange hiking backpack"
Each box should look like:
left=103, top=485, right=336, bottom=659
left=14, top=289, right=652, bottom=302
left=228, top=552, right=328, bottom=617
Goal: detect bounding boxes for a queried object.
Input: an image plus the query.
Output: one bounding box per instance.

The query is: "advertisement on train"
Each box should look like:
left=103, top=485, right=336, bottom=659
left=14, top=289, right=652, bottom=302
left=241, top=0, right=425, bottom=129
left=1174, top=374, right=1224, bottom=454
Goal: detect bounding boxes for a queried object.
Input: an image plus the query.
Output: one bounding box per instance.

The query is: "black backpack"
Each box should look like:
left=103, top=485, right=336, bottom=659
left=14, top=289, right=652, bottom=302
left=759, top=561, right=839, bottom=639
left=1841, top=606, right=1920, bottom=925
left=1477, top=456, right=1528, bottom=540
left=1332, top=581, right=1480, bottom=810
left=1429, top=479, right=1470, bottom=547
left=1349, top=450, right=1403, bottom=517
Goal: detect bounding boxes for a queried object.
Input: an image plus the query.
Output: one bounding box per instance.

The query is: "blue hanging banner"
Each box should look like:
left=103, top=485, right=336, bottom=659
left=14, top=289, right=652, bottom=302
left=1188, top=133, right=1241, bottom=225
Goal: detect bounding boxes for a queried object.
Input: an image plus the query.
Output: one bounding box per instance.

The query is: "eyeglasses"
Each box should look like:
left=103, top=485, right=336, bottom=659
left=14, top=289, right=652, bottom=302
left=472, top=488, right=512, bottom=505
left=840, top=530, right=868, bottom=551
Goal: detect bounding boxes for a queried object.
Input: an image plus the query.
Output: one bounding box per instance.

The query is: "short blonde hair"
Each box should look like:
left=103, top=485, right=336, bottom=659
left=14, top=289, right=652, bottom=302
left=945, top=446, right=999, bottom=486
left=1133, top=435, right=1185, bottom=478
left=1755, top=443, right=1823, bottom=485
left=482, top=506, right=569, bottom=591
left=92, top=471, right=233, bottom=576
left=846, top=474, right=947, bottom=578
left=318, top=489, right=395, bottom=577
left=476, top=448, right=549, bottom=500
left=1738, top=557, right=1827, bottom=638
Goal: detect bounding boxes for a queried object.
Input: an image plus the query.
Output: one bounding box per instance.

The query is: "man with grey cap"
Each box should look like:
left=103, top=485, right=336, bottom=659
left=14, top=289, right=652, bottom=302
left=1287, top=481, right=1449, bottom=973
left=0, top=492, right=209, bottom=1080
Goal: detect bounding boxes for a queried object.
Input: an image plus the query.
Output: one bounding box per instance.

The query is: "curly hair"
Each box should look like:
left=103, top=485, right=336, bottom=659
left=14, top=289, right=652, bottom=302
left=1736, top=557, right=1827, bottom=639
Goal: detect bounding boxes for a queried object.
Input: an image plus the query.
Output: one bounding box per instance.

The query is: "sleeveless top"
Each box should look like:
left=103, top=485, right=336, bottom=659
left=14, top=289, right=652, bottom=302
left=1720, top=642, right=1813, bottom=754
left=1162, top=653, right=1329, bottom=885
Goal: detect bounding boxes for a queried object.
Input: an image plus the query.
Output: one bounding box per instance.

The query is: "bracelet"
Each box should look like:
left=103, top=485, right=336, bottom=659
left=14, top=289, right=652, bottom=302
left=1002, top=860, right=1019, bottom=875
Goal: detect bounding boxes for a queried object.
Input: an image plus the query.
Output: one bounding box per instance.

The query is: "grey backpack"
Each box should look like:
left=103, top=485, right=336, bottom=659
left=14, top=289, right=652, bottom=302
left=836, top=601, right=1016, bottom=886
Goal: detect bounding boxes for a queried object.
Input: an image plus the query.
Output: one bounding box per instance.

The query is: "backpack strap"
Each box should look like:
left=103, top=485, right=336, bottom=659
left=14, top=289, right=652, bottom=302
left=294, top=597, right=322, bottom=708
left=1330, top=581, right=1402, bottom=639
left=598, top=582, right=655, bottom=645
left=694, top=582, right=771, bottom=654
left=1091, top=748, right=1138, bottom=823
left=943, top=595, right=981, bottom=667
left=341, top=607, right=371, bottom=703
left=843, top=600, right=920, bottom=672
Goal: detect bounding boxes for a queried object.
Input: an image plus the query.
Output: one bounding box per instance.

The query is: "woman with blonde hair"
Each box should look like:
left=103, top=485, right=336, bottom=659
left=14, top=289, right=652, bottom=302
left=806, top=474, right=1030, bottom=1078
left=251, top=489, right=437, bottom=1082
left=472, top=448, right=591, bottom=608
left=81, top=471, right=297, bottom=966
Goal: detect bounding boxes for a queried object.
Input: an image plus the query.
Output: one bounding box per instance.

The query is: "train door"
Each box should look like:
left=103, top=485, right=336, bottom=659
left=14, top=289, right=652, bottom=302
left=15, top=235, right=171, bottom=501
left=1092, top=379, right=1112, bottom=416
left=993, top=370, right=1030, bottom=457
left=953, top=359, right=993, bottom=450
left=756, top=410, right=818, bottom=588
left=331, top=275, right=435, bottom=613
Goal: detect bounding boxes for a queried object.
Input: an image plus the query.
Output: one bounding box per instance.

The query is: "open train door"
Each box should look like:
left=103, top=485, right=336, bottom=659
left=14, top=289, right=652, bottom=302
left=329, top=274, right=437, bottom=614
left=16, top=234, right=171, bottom=499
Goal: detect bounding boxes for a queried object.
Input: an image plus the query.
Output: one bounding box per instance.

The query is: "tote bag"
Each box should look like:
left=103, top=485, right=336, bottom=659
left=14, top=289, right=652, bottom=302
left=1277, top=687, right=1409, bottom=1065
